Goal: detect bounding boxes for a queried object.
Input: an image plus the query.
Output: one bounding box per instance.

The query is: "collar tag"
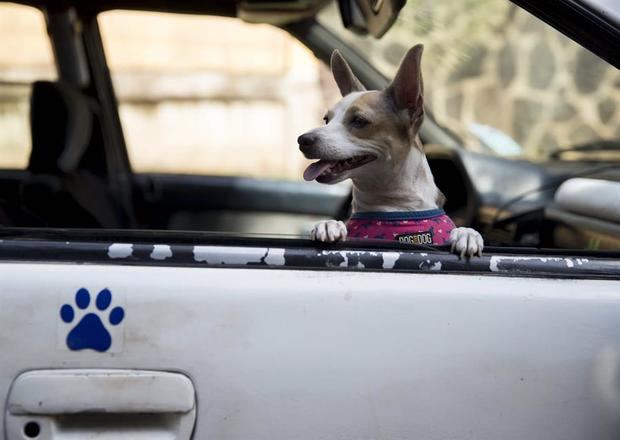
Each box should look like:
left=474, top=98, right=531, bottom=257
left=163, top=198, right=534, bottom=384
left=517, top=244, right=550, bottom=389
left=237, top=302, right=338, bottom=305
left=396, top=231, right=433, bottom=245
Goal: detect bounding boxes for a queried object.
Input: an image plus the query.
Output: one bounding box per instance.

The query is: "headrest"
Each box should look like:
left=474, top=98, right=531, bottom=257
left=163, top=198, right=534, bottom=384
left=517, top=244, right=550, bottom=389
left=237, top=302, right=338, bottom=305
left=28, top=81, right=93, bottom=174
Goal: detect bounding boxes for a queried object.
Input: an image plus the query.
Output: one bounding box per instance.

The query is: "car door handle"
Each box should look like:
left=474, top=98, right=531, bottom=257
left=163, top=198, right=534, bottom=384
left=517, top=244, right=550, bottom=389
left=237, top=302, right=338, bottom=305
left=5, top=369, right=196, bottom=439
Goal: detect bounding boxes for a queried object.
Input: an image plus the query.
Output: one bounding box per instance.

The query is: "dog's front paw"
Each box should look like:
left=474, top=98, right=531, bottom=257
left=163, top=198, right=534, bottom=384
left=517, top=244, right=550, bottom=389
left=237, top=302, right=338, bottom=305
left=449, top=227, right=484, bottom=258
left=311, top=220, right=348, bottom=243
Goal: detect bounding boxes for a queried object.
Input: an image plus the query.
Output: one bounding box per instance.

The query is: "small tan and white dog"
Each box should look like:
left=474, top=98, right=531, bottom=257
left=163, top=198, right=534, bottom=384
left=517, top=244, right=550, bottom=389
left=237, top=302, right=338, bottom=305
left=298, top=44, right=484, bottom=257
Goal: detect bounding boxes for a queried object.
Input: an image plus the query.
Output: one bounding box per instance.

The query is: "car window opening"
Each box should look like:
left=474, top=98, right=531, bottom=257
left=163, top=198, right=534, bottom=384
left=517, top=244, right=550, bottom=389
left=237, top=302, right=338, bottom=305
left=0, top=0, right=618, bottom=256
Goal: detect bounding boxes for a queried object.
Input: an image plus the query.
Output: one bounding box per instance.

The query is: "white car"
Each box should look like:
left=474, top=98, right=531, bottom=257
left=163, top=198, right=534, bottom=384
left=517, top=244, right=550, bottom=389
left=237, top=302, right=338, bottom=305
left=0, top=0, right=619, bottom=438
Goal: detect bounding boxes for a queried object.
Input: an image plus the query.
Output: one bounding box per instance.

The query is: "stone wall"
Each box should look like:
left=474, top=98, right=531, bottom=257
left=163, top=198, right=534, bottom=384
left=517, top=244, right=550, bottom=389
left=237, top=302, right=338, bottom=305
left=391, top=2, right=620, bottom=158
left=321, top=0, right=620, bottom=159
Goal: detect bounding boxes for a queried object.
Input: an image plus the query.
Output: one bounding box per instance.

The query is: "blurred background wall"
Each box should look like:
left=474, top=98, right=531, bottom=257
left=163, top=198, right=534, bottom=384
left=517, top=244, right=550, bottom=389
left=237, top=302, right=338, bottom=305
left=0, top=3, right=336, bottom=179
left=0, top=3, right=55, bottom=168
left=99, top=11, right=338, bottom=179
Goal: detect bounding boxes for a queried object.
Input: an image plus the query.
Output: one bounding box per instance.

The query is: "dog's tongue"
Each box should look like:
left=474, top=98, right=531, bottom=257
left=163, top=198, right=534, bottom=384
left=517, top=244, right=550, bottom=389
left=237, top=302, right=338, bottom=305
left=303, top=160, right=335, bottom=181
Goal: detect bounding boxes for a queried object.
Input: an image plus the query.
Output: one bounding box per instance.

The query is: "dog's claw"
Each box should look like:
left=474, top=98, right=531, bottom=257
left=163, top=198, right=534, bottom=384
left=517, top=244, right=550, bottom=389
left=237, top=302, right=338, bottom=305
left=450, top=227, right=484, bottom=259
left=311, top=220, right=347, bottom=243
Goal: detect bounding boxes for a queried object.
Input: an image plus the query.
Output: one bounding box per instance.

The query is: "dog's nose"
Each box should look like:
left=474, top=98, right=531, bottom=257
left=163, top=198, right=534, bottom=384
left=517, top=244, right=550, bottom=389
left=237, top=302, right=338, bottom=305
left=297, top=133, right=317, bottom=152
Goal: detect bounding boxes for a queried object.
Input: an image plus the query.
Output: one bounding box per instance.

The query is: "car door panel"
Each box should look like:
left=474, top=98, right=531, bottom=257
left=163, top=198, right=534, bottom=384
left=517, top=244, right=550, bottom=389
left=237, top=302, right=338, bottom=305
left=1, top=245, right=619, bottom=439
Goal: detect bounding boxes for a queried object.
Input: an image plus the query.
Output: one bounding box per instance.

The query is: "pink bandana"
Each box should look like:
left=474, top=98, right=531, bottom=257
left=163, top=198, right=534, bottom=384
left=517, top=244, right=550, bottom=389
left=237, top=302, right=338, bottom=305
left=346, top=209, right=455, bottom=246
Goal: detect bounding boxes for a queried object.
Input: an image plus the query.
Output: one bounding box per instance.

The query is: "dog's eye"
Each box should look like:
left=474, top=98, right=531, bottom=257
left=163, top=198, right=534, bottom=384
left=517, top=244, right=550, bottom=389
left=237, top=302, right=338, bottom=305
left=350, top=115, right=370, bottom=128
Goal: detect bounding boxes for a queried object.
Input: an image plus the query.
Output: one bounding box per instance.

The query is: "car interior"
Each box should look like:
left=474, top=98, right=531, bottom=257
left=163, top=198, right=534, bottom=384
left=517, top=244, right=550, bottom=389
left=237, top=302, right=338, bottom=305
left=0, top=0, right=619, bottom=255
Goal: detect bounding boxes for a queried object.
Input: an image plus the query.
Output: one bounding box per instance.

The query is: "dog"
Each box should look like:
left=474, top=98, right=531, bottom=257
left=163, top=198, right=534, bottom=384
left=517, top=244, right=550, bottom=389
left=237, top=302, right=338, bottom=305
left=297, top=44, right=484, bottom=258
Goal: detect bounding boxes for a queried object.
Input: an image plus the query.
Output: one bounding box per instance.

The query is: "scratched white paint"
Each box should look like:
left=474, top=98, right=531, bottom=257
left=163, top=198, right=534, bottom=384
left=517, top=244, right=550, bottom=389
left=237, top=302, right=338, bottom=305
left=320, top=251, right=348, bottom=267
left=150, top=245, right=173, bottom=261
left=418, top=259, right=442, bottom=271
left=107, top=243, right=133, bottom=259
left=193, top=246, right=285, bottom=265
left=319, top=250, right=391, bottom=269
left=263, top=248, right=285, bottom=266
left=382, top=252, right=400, bottom=269
left=489, top=256, right=582, bottom=272
left=1, top=263, right=619, bottom=440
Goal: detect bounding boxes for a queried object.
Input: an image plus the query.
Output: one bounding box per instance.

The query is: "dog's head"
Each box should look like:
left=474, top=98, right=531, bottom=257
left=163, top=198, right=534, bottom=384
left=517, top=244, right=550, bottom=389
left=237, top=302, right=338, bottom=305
left=299, top=44, right=425, bottom=184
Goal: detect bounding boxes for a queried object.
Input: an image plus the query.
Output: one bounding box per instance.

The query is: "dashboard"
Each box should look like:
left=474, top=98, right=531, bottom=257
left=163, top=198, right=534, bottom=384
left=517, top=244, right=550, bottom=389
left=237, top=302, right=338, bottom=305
left=426, top=143, right=620, bottom=250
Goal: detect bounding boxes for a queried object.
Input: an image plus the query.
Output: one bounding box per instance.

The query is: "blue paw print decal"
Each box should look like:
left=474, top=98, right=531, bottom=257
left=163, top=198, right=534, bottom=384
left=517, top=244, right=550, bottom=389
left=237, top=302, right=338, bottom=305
left=60, top=288, right=125, bottom=352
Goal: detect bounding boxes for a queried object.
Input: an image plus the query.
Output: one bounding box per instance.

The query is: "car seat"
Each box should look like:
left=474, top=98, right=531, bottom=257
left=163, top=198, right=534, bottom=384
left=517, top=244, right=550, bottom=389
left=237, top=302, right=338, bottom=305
left=20, top=81, right=127, bottom=228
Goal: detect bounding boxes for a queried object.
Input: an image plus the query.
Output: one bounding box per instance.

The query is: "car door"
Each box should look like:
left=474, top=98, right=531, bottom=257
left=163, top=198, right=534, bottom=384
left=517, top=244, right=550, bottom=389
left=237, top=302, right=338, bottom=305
left=1, top=231, right=620, bottom=439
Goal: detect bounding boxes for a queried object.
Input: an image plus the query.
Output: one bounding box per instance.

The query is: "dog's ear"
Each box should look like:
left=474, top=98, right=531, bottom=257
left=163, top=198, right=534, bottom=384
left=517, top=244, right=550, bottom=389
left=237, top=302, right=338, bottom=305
left=331, top=49, right=366, bottom=96
left=387, top=44, right=424, bottom=126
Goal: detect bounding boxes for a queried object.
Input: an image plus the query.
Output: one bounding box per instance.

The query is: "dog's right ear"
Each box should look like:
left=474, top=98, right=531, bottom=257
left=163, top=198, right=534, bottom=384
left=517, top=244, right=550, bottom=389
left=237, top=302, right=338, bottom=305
left=331, top=50, right=366, bottom=97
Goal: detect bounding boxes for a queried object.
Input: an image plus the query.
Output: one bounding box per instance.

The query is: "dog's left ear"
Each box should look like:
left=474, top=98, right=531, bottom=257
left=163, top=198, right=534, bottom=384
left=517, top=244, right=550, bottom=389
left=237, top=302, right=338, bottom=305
left=387, top=44, right=424, bottom=126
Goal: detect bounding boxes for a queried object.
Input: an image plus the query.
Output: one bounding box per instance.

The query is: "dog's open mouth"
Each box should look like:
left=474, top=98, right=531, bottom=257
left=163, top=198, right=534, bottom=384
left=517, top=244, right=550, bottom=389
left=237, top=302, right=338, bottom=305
left=303, top=155, right=376, bottom=182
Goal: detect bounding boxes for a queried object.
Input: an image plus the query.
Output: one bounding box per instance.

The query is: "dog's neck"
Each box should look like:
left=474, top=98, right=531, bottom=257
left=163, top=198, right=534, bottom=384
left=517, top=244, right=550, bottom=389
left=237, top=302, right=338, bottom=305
left=350, top=137, right=441, bottom=213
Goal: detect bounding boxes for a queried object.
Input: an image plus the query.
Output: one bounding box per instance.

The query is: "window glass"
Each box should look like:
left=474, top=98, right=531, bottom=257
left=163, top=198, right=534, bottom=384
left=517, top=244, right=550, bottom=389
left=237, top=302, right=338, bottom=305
left=0, top=3, right=56, bottom=169
left=318, top=0, right=620, bottom=161
left=99, top=11, right=339, bottom=179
